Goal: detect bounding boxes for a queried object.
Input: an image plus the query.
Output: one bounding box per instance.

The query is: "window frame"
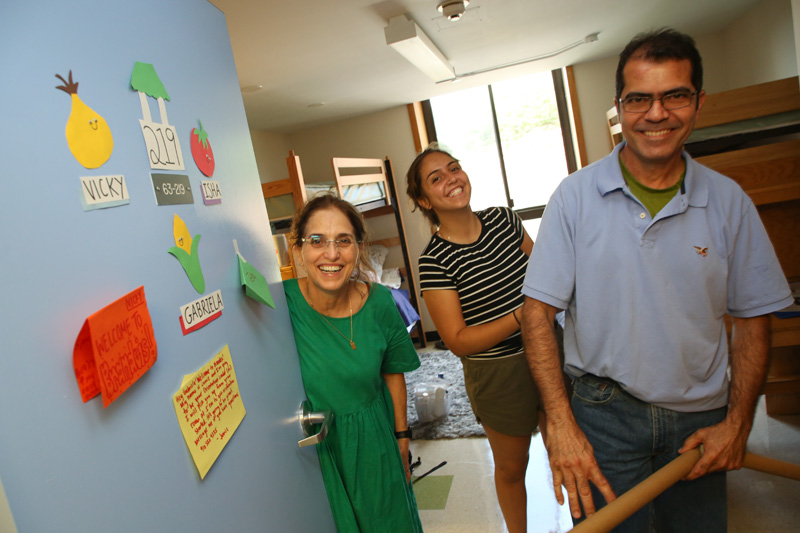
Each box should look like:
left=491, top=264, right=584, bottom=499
left=421, top=67, right=582, bottom=223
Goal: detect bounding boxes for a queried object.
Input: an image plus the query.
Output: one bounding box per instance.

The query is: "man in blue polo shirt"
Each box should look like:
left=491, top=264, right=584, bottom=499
left=521, top=28, right=792, bottom=532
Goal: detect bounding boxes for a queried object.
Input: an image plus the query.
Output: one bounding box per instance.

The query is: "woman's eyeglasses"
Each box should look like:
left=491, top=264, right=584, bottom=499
left=301, top=235, right=359, bottom=249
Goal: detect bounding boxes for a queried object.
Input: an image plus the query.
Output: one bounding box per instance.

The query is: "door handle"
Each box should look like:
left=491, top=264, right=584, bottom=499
left=298, top=401, right=332, bottom=448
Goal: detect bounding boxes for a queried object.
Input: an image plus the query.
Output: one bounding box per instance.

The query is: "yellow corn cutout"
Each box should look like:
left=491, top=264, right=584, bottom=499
left=173, top=215, right=193, bottom=254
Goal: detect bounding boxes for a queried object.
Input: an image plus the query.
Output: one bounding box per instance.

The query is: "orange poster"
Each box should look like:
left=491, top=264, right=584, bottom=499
left=73, top=286, right=157, bottom=407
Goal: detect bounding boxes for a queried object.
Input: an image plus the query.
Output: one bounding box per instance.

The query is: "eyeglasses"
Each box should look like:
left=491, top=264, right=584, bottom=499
left=301, top=235, right=359, bottom=249
left=620, top=91, right=697, bottom=113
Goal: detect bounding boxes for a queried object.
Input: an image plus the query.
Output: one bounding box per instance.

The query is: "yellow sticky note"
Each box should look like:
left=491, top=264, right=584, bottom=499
left=173, top=345, right=245, bottom=479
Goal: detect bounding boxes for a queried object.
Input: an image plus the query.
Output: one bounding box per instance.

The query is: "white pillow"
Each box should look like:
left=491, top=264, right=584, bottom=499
left=366, top=244, right=389, bottom=283
left=381, top=268, right=402, bottom=289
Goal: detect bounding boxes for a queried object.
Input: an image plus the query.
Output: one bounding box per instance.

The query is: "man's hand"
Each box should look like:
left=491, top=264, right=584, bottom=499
left=678, top=417, right=749, bottom=480
left=679, top=315, right=769, bottom=480
left=544, top=415, right=616, bottom=519
left=521, top=297, right=616, bottom=518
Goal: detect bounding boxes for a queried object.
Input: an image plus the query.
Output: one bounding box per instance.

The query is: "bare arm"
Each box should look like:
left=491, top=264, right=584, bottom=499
left=423, top=290, right=521, bottom=357
left=521, top=230, right=534, bottom=256
left=679, top=315, right=770, bottom=479
left=383, top=372, right=411, bottom=483
left=521, top=297, right=615, bottom=518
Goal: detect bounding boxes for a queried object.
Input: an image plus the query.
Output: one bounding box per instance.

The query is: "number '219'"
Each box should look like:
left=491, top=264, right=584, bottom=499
left=139, top=120, right=185, bottom=171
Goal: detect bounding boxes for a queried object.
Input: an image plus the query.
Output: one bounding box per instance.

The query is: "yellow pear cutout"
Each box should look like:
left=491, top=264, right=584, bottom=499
left=55, top=71, right=114, bottom=168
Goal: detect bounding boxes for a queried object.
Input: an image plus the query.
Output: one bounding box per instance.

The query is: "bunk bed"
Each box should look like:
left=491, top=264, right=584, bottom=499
left=263, top=150, right=427, bottom=347
left=608, top=76, right=800, bottom=414
left=685, top=77, right=800, bottom=415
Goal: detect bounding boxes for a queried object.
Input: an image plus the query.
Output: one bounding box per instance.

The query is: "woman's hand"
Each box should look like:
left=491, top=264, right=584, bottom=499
left=398, top=437, right=411, bottom=483
left=383, top=373, right=412, bottom=484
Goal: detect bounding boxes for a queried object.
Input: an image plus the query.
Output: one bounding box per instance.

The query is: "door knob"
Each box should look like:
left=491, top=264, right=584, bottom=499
left=298, top=400, right=332, bottom=448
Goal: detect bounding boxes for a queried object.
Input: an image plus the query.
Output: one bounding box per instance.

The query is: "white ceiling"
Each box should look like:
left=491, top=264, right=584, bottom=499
left=209, top=0, right=761, bottom=133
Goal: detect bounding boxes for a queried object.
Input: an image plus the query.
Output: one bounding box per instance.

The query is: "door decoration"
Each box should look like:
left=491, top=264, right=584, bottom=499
left=73, top=286, right=157, bottom=407
left=55, top=70, right=114, bottom=168
left=152, top=173, right=194, bottom=205
left=234, top=240, right=275, bottom=308
left=190, top=120, right=215, bottom=176
left=200, top=180, right=222, bottom=205
left=168, top=214, right=204, bottom=293
left=173, top=344, right=245, bottom=479
left=179, top=290, right=224, bottom=335
left=131, top=61, right=184, bottom=170
left=80, top=174, right=130, bottom=211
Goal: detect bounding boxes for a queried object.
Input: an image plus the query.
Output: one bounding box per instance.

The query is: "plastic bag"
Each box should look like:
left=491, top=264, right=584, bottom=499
left=413, top=375, right=450, bottom=423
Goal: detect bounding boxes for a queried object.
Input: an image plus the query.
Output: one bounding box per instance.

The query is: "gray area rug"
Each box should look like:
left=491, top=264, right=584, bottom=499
left=405, top=350, right=485, bottom=440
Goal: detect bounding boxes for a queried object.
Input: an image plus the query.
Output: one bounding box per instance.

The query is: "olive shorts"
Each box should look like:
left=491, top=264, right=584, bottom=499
left=461, top=351, right=540, bottom=436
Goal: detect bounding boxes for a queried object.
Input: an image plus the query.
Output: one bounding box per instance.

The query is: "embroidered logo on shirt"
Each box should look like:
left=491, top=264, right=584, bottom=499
left=693, top=246, right=708, bottom=257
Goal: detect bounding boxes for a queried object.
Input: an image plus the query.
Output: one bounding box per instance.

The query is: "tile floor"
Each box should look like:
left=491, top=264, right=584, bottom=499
left=410, top=387, right=800, bottom=532
left=412, top=433, right=572, bottom=532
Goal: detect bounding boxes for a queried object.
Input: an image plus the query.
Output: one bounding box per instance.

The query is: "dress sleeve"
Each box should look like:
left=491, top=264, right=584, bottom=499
left=372, top=284, right=421, bottom=374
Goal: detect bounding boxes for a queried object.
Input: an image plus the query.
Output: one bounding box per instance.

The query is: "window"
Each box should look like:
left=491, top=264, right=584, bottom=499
left=426, top=68, right=579, bottom=238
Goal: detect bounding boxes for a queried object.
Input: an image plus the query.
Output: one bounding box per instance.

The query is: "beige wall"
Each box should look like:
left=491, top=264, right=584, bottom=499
left=574, top=0, right=798, bottom=164
left=250, top=130, right=293, bottom=182
left=721, top=0, right=797, bottom=89
left=571, top=55, right=618, bottom=166
left=795, top=0, right=800, bottom=74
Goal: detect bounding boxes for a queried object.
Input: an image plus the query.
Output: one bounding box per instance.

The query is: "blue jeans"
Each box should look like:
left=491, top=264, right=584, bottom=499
left=571, top=373, right=727, bottom=533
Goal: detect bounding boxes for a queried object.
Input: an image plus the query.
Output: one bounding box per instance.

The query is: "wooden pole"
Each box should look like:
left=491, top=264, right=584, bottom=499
left=571, top=451, right=800, bottom=532
left=743, top=453, right=800, bottom=481
left=570, top=448, right=701, bottom=533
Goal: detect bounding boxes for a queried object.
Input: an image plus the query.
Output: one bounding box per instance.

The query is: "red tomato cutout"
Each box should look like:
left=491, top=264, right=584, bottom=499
left=190, top=120, right=215, bottom=177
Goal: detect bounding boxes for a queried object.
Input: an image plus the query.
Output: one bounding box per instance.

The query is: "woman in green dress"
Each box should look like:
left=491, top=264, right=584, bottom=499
left=283, top=193, right=423, bottom=532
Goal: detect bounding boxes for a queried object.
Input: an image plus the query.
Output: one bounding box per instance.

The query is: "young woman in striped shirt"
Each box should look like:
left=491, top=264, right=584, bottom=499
left=407, top=147, right=542, bottom=533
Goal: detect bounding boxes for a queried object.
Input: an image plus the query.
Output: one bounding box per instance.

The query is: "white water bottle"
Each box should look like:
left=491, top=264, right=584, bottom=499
left=432, top=373, right=450, bottom=418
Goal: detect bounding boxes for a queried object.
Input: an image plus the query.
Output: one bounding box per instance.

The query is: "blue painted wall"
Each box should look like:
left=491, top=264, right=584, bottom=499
left=0, top=1, right=334, bottom=530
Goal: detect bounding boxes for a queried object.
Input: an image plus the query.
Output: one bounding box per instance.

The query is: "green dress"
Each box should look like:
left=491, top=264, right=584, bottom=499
left=284, top=279, right=423, bottom=532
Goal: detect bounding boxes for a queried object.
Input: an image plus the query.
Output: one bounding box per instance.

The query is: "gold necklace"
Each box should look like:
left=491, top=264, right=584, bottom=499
left=439, top=214, right=479, bottom=243
left=309, top=288, right=356, bottom=350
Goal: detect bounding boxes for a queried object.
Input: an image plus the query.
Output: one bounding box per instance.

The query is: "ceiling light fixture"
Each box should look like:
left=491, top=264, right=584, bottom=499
left=384, top=15, right=455, bottom=83
left=438, top=32, right=600, bottom=84
left=437, top=0, right=469, bottom=22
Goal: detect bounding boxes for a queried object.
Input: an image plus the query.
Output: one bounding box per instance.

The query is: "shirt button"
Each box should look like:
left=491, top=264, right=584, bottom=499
left=639, top=212, right=646, bottom=219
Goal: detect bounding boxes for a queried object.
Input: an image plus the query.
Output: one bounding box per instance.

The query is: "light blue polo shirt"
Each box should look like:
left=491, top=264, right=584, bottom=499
left=523, top=142, right=792, bottom=412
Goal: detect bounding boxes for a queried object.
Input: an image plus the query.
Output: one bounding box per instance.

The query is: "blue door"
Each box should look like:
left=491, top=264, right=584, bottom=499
left=0, top=1, right=335, bottom=531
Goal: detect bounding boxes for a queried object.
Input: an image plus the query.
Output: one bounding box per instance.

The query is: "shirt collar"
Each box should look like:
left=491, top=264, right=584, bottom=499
left=597, top=141, right=708, bottom=208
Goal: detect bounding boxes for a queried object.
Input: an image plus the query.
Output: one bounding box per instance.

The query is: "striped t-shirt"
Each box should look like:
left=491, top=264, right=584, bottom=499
left=419, top=207, right=528, bottom=359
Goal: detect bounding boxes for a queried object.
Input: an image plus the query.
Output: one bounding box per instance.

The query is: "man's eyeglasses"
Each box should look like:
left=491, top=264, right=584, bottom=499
left=620, top=91, right=698, bottom=113
left=301, top=235, right=359, bottom=250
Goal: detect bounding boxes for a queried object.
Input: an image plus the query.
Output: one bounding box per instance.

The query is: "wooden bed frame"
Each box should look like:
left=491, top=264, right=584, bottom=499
left=262, top=150, right=427, bottom=347
left=686, top=77, right=800, bottom=415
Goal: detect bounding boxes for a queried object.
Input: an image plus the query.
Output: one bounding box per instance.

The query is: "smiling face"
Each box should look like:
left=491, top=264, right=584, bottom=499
left=299, top=207, right=360, bottom=296
left=617, top=58, right=705, bottom=180
left=417, top=151, right=472, bottom=215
